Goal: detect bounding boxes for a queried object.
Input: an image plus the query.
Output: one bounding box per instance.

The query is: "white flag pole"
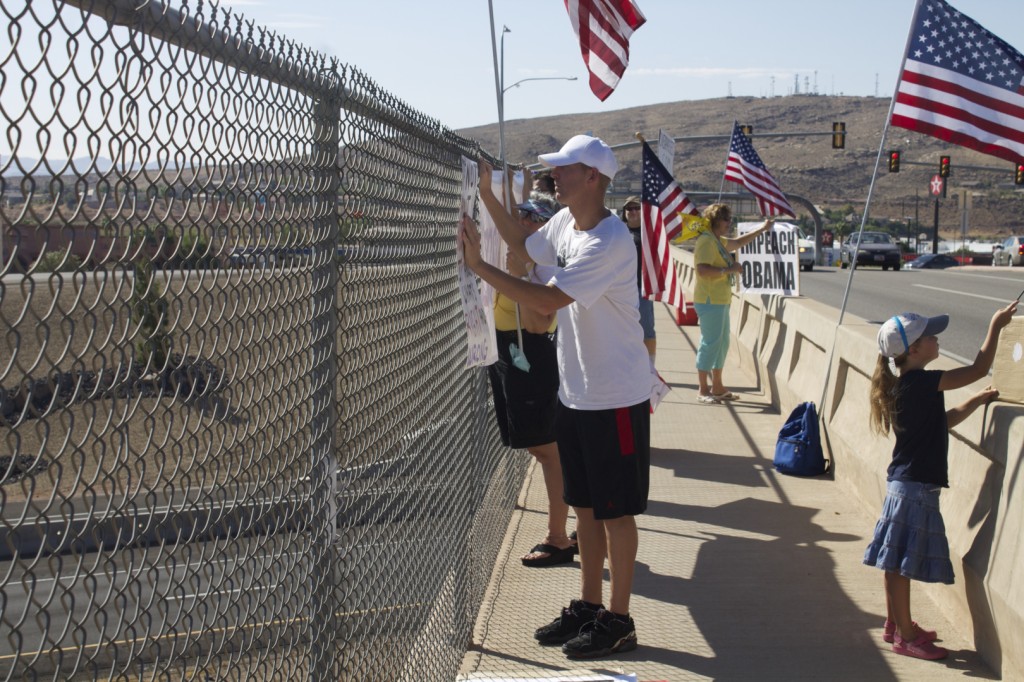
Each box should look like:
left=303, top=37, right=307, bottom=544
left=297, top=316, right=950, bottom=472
left=817, top=0, right=925, bottom=410
left=717, top=121, right=736, bottom=202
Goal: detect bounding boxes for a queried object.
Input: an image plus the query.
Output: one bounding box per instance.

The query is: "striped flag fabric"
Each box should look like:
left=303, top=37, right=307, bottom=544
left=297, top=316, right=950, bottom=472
left=640, top=140, right=695, bottom=308
left=724, top=122, right=795, bottom=217
left=891, top=0, right=1024, bottom=164
left=564, top=0, right=646, bottom=101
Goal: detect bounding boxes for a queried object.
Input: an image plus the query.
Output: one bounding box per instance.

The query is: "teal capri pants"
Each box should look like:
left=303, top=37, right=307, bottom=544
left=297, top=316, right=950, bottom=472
left=694, top=302, right=730, bottom=371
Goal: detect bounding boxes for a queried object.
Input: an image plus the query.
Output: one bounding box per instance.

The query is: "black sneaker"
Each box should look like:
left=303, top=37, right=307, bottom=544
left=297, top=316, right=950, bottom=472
left=534, top=599, right=600, bottom=645
left=562, top=608, right=637, bottom=659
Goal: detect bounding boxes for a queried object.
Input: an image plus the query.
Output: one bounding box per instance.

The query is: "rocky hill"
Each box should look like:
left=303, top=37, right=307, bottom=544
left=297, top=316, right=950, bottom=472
left=458, top=95, right=1024, bottom=240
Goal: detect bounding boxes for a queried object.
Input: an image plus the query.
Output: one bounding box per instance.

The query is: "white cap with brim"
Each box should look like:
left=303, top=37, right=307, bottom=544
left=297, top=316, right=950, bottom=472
left=538, top=134, right=618, bottom=181
left=877, top=312, right=949, bottom=357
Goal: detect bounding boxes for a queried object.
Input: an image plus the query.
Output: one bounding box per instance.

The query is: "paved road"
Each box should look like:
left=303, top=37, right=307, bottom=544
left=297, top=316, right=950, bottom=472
left=798, top=265, right=1024, bottom=362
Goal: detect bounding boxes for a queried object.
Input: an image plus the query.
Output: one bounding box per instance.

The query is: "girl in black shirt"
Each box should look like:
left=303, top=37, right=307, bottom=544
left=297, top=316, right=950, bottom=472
left=863, top=302, right=1016, bottom=661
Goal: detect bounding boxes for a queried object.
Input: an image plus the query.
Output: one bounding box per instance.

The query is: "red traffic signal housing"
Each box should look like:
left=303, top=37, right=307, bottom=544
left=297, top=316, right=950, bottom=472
left=887, top=150, right=901, bottom=173
left=939, top=155, right=951, bottom=178
left=1016, top=163, right=1024, bottom=185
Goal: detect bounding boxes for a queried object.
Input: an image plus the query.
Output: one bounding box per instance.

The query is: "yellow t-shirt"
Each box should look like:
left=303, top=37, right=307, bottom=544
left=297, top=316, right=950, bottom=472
left=693, top=232, right=733, bottom=305
left=494, top=292, right=557, bottom=333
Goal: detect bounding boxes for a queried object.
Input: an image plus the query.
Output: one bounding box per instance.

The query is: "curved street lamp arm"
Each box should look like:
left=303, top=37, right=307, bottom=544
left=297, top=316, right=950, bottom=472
left=503, top=76, right=578, bottom=93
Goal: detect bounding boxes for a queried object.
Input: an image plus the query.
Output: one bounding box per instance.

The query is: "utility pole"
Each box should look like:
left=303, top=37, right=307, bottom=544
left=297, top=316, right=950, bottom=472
left=915, top=189, right=920, bottom=252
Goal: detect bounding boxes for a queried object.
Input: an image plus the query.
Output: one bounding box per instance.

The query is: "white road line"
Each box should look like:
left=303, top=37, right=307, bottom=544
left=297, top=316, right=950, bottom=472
left=171, top=584, right=275, bottom=601
left=948, top=271, right=1024, bottom=284
left=913, top=284, right=1014, bottom=304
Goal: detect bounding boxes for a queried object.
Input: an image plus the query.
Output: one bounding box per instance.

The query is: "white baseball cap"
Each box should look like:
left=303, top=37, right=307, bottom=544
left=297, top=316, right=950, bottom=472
left=877, top=312, right=949, bottom=357
left=538, top=135, right=618, bottom=181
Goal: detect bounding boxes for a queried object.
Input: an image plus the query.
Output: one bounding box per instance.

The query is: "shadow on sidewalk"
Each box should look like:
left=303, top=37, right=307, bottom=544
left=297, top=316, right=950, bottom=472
left=652, top=447, right=771, bottom=489
left=632, top=491, right=995, bottom=679
left=632, top=495, right=890, bottom=678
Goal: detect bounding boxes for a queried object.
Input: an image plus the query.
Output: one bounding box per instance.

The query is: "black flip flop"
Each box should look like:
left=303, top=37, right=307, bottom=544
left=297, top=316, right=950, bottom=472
left=521, top=543, right=576, bottom=568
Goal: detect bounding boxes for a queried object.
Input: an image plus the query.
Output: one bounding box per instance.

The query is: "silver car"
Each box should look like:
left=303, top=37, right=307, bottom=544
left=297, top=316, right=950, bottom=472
left=992, top=236, right=1024, bottom=266
left=840, top=231, right=902, bottom=271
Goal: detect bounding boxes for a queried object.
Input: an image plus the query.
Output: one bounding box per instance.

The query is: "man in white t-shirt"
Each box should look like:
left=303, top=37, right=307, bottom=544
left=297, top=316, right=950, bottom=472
left=461, top=134, right=651, bottom=660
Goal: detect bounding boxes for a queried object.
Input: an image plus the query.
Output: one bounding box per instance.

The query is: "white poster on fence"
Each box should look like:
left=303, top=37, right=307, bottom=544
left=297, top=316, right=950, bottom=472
left=737, top=221, right=800, bottom=296
left=457, top=155, right=497, bottom=368
left=457, top=158, right=526, bottom=368
left=478, top=166, right=524, bottom=328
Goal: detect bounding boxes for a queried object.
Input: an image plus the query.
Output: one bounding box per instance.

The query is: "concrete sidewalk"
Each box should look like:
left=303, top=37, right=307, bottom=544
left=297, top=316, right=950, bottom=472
left=458, top=303, right=997, bottom=681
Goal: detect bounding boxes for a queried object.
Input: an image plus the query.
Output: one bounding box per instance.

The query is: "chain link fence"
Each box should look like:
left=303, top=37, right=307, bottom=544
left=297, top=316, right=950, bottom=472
left=0, top=1, right=521, bottom=679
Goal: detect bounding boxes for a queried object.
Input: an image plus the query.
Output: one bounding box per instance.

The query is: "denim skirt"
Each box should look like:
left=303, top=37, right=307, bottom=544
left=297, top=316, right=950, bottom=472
left=862, top=479, right=955, bottom=584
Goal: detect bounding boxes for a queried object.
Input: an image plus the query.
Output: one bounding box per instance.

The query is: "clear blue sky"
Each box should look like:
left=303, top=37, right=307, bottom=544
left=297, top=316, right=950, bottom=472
left=228, top=0, right=1024, bottom=130
left=2, top=0, right=1022, bottom=161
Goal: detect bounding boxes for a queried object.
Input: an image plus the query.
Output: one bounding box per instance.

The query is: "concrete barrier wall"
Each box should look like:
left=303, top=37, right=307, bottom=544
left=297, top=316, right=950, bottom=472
left=673, top=246, right=1024, bottom=679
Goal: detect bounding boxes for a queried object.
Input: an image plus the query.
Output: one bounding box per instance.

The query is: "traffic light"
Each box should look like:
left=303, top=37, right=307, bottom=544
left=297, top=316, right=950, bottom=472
left=739, top=124, right=753, bottom=138
left=887, top=150, right=901, bottom=173
left=939, top=155, right=951, bottom=178
left=832, top=121, right=846, bottom=149
left=1015, top=163, right=1024, bottom=185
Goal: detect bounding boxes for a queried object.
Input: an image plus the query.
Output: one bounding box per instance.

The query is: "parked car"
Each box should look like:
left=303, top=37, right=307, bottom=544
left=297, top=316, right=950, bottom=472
left=905, top=253, right=960, bottom=270
left=992, top=236, right=1024, bottom=266
left=840, top=231, right=902, bottom=270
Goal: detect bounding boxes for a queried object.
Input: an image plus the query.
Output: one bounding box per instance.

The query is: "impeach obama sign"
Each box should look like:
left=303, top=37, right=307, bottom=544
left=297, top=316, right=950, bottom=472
left=737, top=221, right=801, bottom=296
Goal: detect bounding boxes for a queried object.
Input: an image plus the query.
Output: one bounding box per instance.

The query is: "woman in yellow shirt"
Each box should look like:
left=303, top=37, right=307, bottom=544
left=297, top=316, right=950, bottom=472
left=693, top=203, right=773, bottom=403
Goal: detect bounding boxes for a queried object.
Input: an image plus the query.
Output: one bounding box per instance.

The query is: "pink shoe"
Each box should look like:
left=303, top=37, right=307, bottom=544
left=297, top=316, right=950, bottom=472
left=883, top=619, right=938, bottom=644
left=893, top=633, right=948, bottom=660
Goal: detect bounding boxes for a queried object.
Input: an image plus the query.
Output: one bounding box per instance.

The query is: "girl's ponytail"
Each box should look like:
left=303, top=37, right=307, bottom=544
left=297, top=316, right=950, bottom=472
left=869, top=354, right=902, bottom=435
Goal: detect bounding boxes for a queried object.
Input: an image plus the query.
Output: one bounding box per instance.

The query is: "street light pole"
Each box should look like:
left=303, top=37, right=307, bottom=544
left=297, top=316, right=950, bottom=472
left=486, top=2, right=511, bottom=208
left=486, top=7, right=576, bottom=207
left=498, top=25, right=510, bottom=163
left=499, top=75, right=577, bottom=173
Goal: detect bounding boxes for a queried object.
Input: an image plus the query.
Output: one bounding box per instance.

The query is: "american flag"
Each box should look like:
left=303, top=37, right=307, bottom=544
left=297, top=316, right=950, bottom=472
left=724, top=122, right=795, bottom=217
left=640, top=141, right=695, bottom=307
left=564, top=0, right=646, bottom=101
left=891, top=0, right=1024, bottom=163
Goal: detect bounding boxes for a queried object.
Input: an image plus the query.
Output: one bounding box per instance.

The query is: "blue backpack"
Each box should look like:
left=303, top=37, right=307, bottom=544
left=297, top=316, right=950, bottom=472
left=774, top=401, right=828, bottom=476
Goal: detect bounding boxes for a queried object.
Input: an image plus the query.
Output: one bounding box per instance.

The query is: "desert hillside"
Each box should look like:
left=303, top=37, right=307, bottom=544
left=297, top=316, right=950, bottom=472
left=459, top=96, right=1024, bottom=240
